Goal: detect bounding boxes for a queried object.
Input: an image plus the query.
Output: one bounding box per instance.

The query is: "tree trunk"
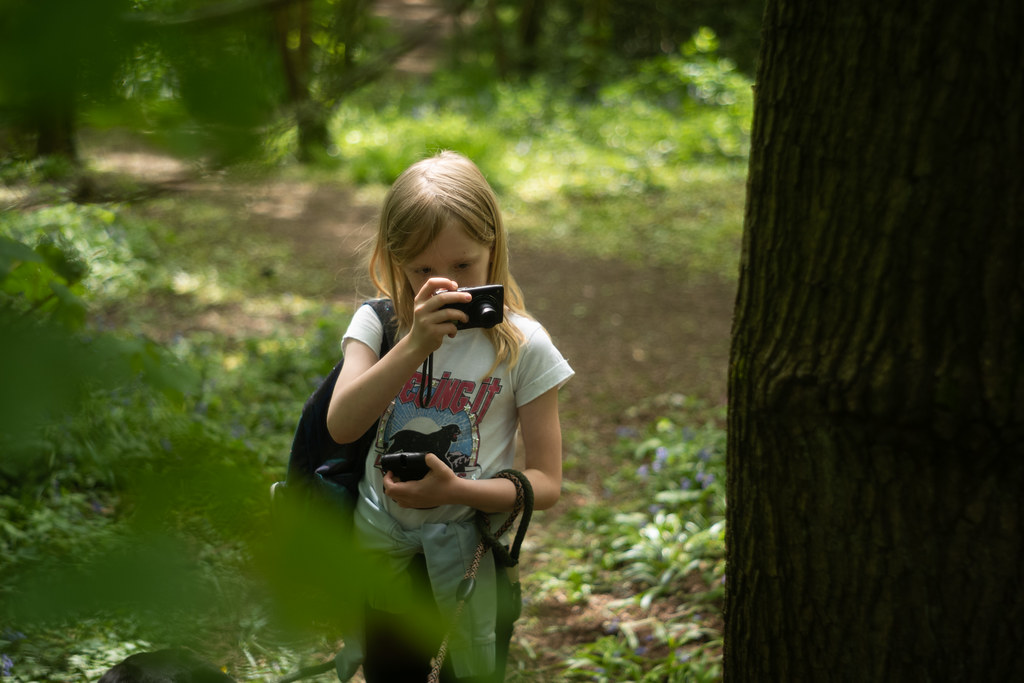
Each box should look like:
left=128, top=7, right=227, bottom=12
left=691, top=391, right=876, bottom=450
left=484, top=0, right=509, bottom=79
left=272, top=0, right=330, bottom=161
left=577, top=0, right=610, bottom=98
left=726, top=1, right=1024, bottom=681
left=516, top=0, right=545, bottom=75
left=34, top=99, right=78, bottom=161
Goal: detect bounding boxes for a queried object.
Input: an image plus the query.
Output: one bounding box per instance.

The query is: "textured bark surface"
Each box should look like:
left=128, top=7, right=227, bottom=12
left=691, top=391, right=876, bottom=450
left=725, top=0, right=1024, bottom=680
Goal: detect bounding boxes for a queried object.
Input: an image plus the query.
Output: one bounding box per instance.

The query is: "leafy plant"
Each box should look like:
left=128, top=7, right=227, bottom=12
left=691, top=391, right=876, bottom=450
left=527, top=405, right=727, bottom=681
left=565, top=632, right=722, bottom=683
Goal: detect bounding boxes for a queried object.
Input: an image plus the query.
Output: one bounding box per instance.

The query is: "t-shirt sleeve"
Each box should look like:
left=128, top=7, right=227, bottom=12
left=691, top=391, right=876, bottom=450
left=513, top=324, right=574, bottom=407
left=341, top=303, right=386, bottom=358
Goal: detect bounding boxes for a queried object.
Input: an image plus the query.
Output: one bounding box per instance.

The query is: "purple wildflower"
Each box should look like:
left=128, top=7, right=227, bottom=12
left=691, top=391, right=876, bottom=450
left=696, top=471, right=716, bottom=488
left=653, top=447, right=669, bottom=472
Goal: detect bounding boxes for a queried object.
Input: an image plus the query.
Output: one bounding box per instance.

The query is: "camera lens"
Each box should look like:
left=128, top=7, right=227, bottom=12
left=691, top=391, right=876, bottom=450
left=476, top=300, right=500, bottom=327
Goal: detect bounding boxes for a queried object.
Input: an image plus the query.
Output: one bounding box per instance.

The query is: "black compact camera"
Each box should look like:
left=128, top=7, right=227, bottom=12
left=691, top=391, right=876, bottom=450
left=442, top=284, right=504, bottom=329
left=379, top=452, right=430, bottom=481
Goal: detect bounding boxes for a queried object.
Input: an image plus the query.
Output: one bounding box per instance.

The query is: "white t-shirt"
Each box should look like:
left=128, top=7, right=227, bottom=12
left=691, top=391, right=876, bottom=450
left=343, top=303, right=574, bottom=529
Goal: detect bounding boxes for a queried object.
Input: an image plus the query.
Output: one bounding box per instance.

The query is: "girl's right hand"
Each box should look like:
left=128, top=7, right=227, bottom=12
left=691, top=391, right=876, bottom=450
left=407, top=278, right=473, bottom=354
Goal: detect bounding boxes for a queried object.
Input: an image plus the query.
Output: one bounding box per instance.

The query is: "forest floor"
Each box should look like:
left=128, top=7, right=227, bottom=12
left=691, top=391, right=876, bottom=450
left=87, top=145, right=736, bottom=677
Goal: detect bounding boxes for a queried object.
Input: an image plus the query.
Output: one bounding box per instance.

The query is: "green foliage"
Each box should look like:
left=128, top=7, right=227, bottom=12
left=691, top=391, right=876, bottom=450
left=308, top=29, right=752, bottom=180
left=565, top=630, right=722, bottom=683
left=0, top=0, right=288, bottom=161
left=0, top=156, right=79, bottom=186
left=2, top=204, right=148, bottom=306
left=614, top=418, right=726, bottom=606
left=0, top=620, right=156, bottom=682
left=0, top=206, right=194, bottom=465
left=1, top=203, right=198, bottom=578
left=0, top=196, right=392, bottom=679
left=459, top=0, right=761, bottom=89
left=602, top=0, right=764, bottom=73
left=0, top=0, right=130, bottom=106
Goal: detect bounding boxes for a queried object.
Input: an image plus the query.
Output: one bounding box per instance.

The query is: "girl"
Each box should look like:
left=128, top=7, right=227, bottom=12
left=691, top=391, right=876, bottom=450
left=326, top=151, right=573, bottom=682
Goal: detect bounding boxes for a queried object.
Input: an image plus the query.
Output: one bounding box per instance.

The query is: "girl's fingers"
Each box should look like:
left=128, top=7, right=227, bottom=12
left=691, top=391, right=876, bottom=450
left=423, top=452, right=449, bottom=474
left=415, top=278, right=458, bottom=303
left=415, top=279, right=474, bottom=307
left=413, top=281, right=472, bottom=327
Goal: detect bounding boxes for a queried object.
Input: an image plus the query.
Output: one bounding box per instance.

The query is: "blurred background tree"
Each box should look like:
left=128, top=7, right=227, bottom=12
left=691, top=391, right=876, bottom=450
left=0, top=0, right=132, bottom=160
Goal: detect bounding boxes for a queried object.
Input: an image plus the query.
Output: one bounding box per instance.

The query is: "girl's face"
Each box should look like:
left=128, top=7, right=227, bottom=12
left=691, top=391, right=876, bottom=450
left=400, top=220, right=493, bottom=294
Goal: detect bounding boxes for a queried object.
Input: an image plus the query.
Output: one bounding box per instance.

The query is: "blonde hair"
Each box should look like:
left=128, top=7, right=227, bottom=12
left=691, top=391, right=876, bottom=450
left=369, top=150, right=528, bottom=371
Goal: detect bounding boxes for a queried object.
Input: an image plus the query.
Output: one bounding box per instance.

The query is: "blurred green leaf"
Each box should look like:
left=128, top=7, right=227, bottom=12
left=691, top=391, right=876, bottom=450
left=0, top=236, right=43, bottom=279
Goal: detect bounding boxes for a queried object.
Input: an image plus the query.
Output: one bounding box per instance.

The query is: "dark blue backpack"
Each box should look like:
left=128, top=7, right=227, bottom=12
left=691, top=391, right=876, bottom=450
left=273, top=299, right=397, bottom=512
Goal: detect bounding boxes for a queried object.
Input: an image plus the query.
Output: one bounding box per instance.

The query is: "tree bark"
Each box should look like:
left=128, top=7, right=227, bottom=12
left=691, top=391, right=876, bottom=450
left=271, top=0, right=330, bottom=161
left=484, top=0, right=509, bottom=79
left=726, top=1, right=1024, bottom=681
left=516, top=0, right=545, bottom=75
left=34, top=100, right=78, bottom=161
left=578, top=0, right=610, bottom=98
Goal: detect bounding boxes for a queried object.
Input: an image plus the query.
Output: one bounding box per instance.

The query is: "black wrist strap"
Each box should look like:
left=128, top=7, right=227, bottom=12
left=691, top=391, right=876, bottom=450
left=418, top=352, right=434, bottom=408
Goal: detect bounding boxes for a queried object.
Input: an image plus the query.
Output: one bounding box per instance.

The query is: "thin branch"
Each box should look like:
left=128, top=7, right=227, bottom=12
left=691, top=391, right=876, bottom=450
left=325, top=0, right=472, bottom=103
left=126, top=0, right=300, bottom=28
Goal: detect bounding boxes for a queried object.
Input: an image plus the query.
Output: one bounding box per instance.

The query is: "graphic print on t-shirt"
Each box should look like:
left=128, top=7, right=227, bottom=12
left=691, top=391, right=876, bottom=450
left=373, top=372, right=503, bottom=479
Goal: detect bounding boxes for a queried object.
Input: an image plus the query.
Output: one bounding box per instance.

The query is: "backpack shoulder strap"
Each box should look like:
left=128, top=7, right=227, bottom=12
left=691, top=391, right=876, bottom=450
left=284, top=299, right=395, bottom=487
left=365, top=298, right=397, bottom=355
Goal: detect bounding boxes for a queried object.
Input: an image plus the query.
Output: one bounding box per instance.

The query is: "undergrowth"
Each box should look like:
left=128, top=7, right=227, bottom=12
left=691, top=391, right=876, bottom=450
left=511, top=404, right=726, bottom=682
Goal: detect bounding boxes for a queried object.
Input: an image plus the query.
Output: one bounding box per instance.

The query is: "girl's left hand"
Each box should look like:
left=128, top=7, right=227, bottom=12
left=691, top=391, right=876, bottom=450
left=382, top=453, right=457, bottom=509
